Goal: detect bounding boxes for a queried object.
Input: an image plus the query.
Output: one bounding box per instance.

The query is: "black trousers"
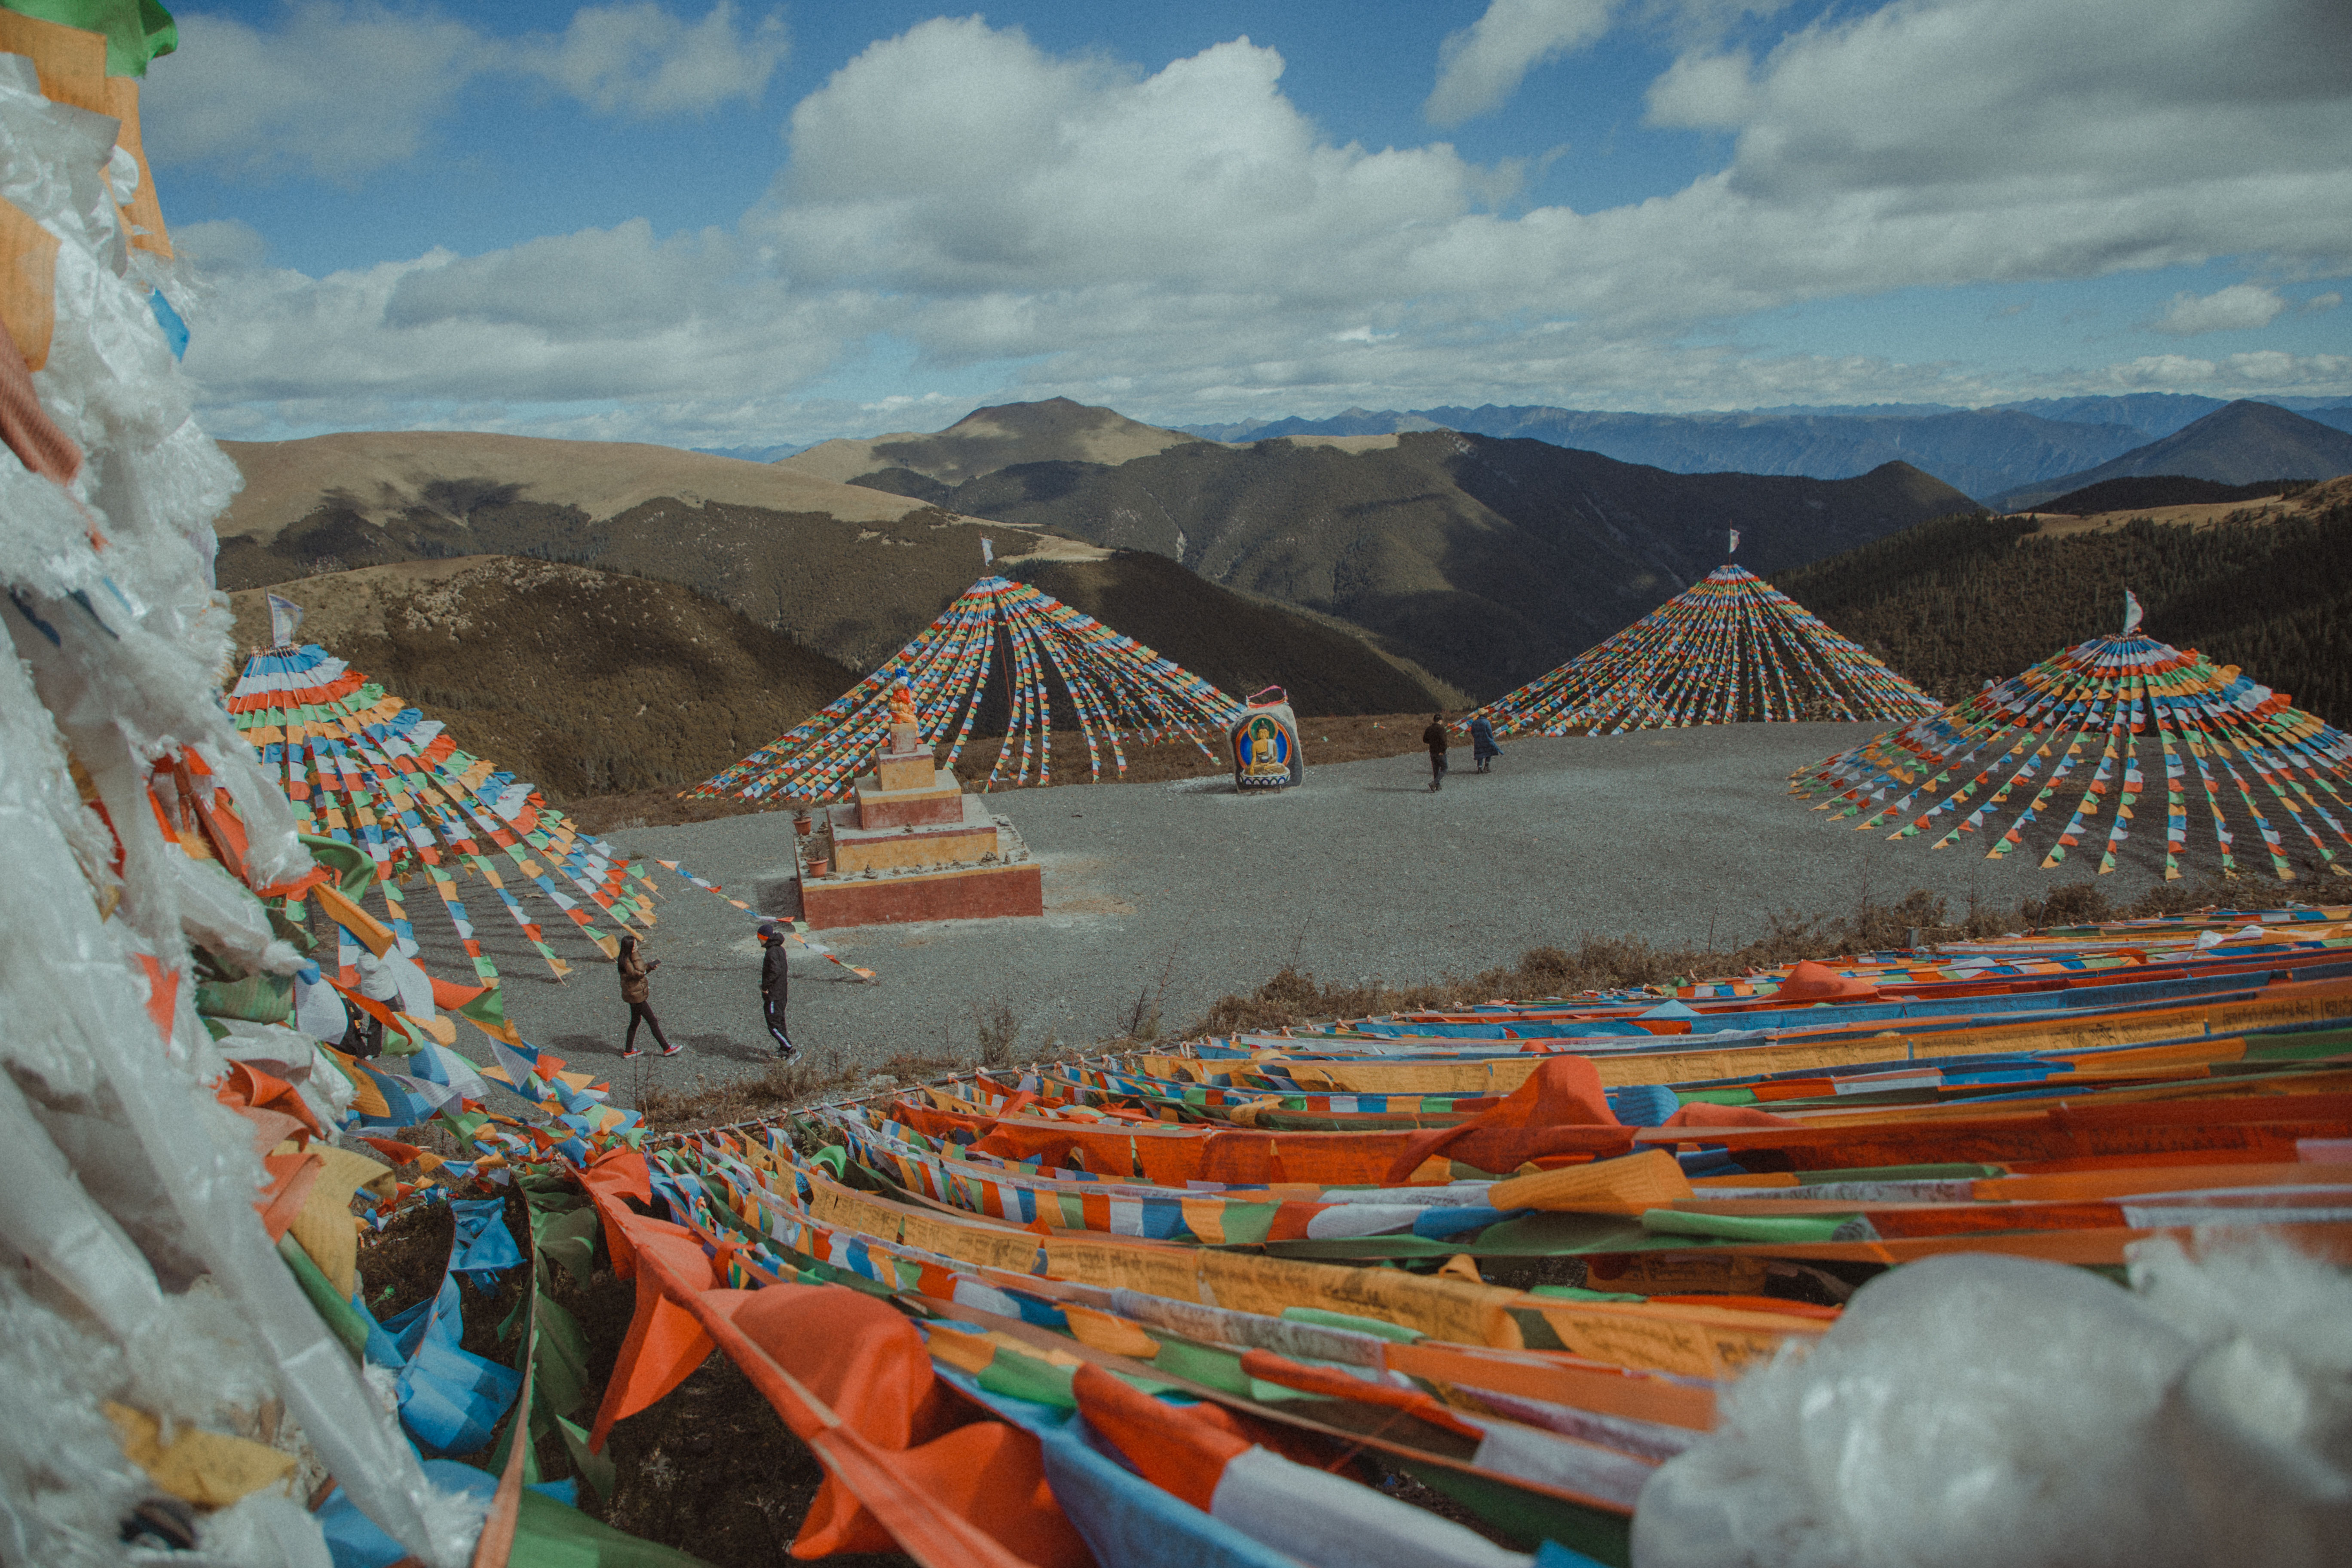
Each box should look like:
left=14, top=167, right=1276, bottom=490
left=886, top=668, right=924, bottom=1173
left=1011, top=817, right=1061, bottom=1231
left=625, top=1001, right=671, bottom=1052
left=764, top=991, right=793, bottom=1052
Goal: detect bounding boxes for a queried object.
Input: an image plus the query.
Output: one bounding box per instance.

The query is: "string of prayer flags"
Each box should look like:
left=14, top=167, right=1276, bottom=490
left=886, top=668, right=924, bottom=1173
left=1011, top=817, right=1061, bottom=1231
left=652, top=856, right=879, bottom=981
left=227, top=636, right=662, bottom=978
left=1469, top=565, right=1938, bottom=736
left=1791, top=608, right=2352, bottom=881
left=696, top=574, right=1242, bottom=803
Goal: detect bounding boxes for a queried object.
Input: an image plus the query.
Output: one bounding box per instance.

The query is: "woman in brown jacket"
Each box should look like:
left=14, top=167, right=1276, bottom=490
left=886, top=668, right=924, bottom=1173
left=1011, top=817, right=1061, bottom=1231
left=616, top=934, right=678, bottom=1058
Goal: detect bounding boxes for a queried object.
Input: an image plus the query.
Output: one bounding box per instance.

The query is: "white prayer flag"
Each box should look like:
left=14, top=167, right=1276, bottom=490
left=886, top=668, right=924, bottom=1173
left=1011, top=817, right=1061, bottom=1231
left=266, top=592, right=303, bottom=647
left=981, top=537, right=995, bottom=565
left=2123, top=588, right=2144, bottom=634
left=1727, top=527, right=1740, bottom=557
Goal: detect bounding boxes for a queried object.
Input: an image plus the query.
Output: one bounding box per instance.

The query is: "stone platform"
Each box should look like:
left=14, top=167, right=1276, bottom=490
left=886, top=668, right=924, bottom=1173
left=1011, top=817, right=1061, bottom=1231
left=797, top=806, right=1040, bottom=930
left=854, top=764, right=964, bottom=829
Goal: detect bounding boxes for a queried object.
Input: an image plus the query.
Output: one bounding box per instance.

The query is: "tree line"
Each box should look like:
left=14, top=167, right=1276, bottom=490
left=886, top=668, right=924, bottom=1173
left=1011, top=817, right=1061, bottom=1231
left=1777, top=494, right=2352, bottom=726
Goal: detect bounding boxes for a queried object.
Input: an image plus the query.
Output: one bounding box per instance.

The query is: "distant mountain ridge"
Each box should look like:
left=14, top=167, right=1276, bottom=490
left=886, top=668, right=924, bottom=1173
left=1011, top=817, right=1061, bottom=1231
left=1989, top=402, right=2352, bottom=511
left=825, top=403, right=1974, bottom=699
left=1174, top=396, right=2352, bottom=502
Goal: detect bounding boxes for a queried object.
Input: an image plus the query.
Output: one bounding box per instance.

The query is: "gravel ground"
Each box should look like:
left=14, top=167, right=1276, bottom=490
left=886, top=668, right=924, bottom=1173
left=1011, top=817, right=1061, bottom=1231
left=405, top=723, right=2193, bottom=1100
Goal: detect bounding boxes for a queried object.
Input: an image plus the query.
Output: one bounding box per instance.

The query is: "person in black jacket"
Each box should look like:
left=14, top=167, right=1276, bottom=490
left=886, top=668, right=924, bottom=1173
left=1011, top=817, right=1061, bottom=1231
left=758, top=922, right=795, bottom=1057
left=1421, top=712, right=1450, bottom=792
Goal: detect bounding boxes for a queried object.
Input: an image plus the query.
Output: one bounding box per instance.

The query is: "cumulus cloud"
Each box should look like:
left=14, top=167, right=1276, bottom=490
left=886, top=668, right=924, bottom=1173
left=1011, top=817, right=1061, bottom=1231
left=2149, top=283, right=2288, bottom=336
left=174, top=1, right=2352, bottom=443
left=764, top=20, right=1515, bottom=307
left=146, top=2, right=783, bottom=182
left=1425, top=0, right=1614, bottom=126
left=510, top=2, right=787, bottom=116
left=146, top=5, right=482, bottom=181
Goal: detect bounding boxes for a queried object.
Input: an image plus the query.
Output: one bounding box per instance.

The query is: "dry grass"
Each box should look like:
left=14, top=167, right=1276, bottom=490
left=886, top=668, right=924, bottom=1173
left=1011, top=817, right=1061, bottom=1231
left=1188, top=877, right=2253, bottom=1035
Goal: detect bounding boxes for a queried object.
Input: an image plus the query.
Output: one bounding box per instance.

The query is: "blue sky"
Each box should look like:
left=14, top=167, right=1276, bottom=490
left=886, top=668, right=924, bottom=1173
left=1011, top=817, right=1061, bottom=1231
left=142, top=0, right=2352, bottom=447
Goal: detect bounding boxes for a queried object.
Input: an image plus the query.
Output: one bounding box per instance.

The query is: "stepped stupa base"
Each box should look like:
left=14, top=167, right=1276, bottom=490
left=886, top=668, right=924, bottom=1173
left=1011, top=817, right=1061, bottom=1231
left=797, top=811, right=1040, bottom=929
left=796, top=692, right=1043, bottom=928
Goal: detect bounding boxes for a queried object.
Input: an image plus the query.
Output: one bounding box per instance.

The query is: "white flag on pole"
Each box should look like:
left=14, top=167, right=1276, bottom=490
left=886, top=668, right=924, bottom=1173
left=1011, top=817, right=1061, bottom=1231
left=2122, top=588, right=2144, bottom=634
left=1727, top=527, right=1740, bottom=557
left=266, top=593, right=304, bottom=647
left=981, top=537, right=994, bottom=565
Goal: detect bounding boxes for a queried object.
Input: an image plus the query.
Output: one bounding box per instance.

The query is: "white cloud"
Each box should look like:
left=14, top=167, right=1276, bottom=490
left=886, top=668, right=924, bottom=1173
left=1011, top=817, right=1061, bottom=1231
left=146, top=5, right=482, bottom=182
left=2306, top=292, right=2343, bottom=314
left=511, top=2, right=787, bottom=117
left=2149, top=283, right=2287, bottom=336
left=1425, top=0, right=1615, bottom=126
left=173, top=2, right=2352, bottom=444
left=765, top=20, right=1513, bottom=305
left=146, top=3, right=783, bottom=182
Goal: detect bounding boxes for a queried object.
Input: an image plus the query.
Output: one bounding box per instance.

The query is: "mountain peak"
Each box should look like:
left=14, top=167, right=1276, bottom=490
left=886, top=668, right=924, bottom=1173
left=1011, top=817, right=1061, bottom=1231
left=783, top=397, right=1200, bottom=488
left=1992, top=399, right=2352, bottom=508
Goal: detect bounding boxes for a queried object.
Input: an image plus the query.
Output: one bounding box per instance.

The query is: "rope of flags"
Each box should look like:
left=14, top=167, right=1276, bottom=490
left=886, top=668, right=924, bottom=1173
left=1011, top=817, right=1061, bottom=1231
left=694, top=575, right=1242, bottom=802
left=1792, top=622, right=2352, bottom=881
left=227, top=642, right=663, bottom=980
left=1470, top=564, right=1939, bottom=736
left=653, top=857, right=880, bottom=982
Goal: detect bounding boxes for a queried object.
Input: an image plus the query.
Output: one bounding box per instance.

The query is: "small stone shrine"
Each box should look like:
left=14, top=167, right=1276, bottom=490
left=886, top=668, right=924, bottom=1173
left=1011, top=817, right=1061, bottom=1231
left=1230, top=686, right=1305, bottom=790
left=796, top=680, right=1043, bottom=928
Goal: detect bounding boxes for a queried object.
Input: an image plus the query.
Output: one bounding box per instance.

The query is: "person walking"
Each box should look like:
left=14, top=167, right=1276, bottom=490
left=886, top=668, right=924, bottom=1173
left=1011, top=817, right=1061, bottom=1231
left=1422, top=712, right=1450, bottom=792
left=616, top=934, right=678, bottom=1058
left=1468, top=713, right=1502, bottom=773
left=760, top=922, right=796, bottom=1057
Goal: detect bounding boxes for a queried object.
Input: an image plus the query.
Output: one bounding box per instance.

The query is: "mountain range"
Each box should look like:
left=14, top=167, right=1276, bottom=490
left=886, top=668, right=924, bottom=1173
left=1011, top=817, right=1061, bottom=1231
left=1986, top=401, right=2352, bottom=511
left=784, top=410, right=1972, bottom=697
left=1178, top=395, right=2352, bottom=503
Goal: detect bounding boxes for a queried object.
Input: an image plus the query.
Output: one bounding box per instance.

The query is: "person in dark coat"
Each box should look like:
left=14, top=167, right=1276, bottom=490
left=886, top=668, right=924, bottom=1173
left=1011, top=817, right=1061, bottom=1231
left=1421, top=712, right=1450, bottom=792
left=760, top=922, right=796, bottom=1057
left=1468, top=714, right=1502, bottom=773
left=616, top=934, right=677, bottom=1057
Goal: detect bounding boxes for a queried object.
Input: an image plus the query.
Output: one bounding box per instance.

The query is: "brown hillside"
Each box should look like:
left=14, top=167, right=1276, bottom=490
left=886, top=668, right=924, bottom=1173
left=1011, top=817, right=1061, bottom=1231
left=781, top=397, right=1200, bottom=487
left=881, top=432, right=1973, bottom=699
left=1014, top=551, right=1457, bottom=714
left=219, top=430, right=929, bottom=539
left=211, top=428, right=1109, bottom=676
left=209, top=433, right=1451, bottom=732
left=226, top=557, right=861, bottom=799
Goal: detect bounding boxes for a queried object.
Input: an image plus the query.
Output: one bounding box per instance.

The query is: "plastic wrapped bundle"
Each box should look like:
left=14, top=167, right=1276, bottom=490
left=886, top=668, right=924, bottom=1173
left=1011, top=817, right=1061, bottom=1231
left=1631, top=1243, right=2352, bottom=1568
left=0, top=26, right=475, bottom=1568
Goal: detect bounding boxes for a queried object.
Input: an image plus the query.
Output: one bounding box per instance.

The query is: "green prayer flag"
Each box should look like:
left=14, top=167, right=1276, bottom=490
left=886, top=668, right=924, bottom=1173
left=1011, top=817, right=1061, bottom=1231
left=0, top=0, right=176, bottom=77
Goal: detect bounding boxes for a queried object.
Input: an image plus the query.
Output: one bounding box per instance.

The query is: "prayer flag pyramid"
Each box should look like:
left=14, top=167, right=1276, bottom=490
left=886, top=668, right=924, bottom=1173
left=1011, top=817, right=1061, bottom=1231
left=695, top=573, right=1241, bottom=802
left=1790, top=612, right=2352, bottom=881
left=228, top=640, right=660, bottom=977
left=1469, top=563, right=1939, bottom=735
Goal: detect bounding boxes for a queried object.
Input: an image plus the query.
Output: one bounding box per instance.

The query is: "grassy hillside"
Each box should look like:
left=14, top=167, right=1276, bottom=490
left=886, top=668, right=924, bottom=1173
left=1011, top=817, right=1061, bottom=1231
left=873, top=432, right=1971, bottom=699
left=227, top=557, right=862, bottom=799
left=1014, top=551, right=1455, bottom=714
left=1777, top=478, right=2352, bottom=724
left=211, top=432, right=1446, bottom=728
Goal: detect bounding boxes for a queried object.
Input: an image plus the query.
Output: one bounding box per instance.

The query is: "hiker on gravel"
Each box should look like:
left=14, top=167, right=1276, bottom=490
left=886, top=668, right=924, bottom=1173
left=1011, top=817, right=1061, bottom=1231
left=616, top=934, right=678, bottom=1058
left=760, top=922, right=796, bottom=1057
left=1469, top=713, right=1501, bottom=773
left=1423, top=712, right=1450, bottom=792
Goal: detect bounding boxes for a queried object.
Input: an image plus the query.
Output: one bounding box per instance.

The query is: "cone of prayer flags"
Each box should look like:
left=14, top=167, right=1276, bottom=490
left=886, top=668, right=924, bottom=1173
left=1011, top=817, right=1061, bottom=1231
left=1471, top=565, right=1937, bottom=736
left=696, top=574, right=1241, bottom=802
